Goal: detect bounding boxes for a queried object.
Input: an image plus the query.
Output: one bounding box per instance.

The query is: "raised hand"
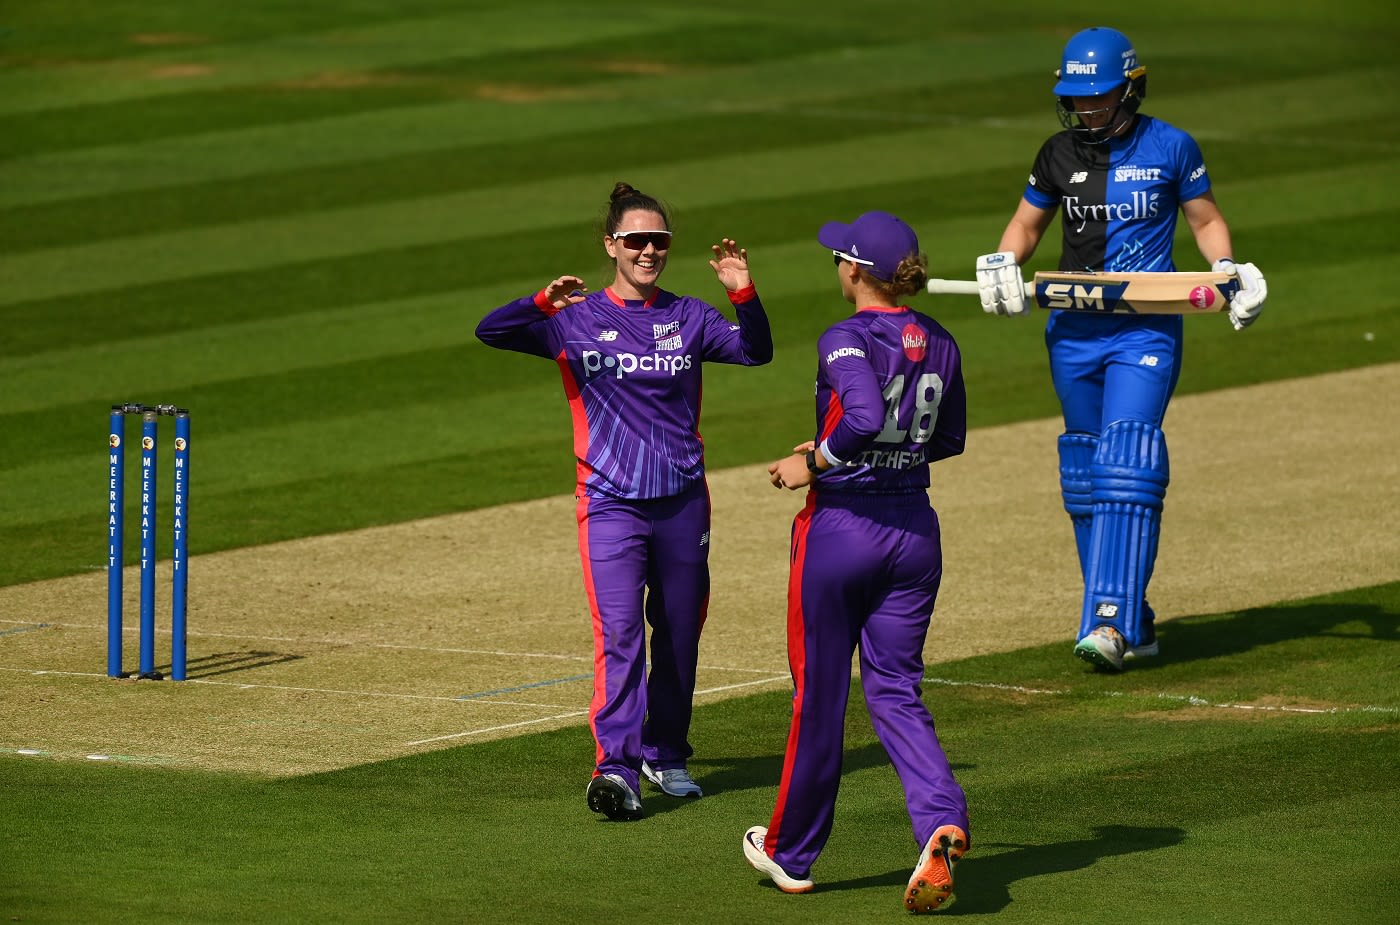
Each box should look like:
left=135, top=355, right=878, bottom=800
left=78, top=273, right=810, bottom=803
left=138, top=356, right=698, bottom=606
left=541, top=275, right=589, bottom=311
left=709, top=239, right=752, bottom=292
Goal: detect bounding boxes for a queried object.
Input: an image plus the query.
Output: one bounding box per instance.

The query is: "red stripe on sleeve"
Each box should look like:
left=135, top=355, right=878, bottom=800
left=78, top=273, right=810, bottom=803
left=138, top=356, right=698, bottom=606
left=726, top=284, right=758, bottom=304
left=818, top=392, right=844, bottom=442
left=534, top=290, right=564, bottom=316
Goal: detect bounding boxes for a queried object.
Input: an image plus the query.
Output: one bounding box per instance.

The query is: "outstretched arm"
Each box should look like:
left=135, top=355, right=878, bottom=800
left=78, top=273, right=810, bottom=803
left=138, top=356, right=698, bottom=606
left=475, top=275, right=587, bottom=357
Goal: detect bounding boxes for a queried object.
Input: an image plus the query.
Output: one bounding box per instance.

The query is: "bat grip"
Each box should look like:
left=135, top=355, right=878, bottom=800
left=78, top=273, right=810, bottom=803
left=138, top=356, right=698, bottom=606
left=925, top=279, right=1033, bottom=297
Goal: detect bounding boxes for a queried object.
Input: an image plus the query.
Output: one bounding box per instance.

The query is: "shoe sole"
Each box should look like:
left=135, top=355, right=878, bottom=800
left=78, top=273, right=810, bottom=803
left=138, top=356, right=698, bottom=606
left=905, top=826, right=966, bottom=914
left=586, top=777, right=642, bottom=821
left=1074, top=638, right=1125, bottom=672
left=743, top=827, right=813, bottom=894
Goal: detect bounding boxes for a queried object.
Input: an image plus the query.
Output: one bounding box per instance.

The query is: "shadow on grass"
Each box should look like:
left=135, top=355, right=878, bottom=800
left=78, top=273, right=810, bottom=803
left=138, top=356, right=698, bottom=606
left=937, top=824, right=1188, bottom=914
left=686, top=738, right=974, bottom=809
left=813, top=825, right=1185, bottom=912
left=183, top=649, right=306, bottom=678
left=1129, top=599, right=1397, bottom=673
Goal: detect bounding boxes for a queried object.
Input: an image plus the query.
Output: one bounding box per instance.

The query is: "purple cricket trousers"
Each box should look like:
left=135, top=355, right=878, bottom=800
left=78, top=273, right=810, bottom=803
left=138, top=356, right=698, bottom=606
left=579, top=480, right=711, bottom=793
left=764, top=489, right=969, bottom=878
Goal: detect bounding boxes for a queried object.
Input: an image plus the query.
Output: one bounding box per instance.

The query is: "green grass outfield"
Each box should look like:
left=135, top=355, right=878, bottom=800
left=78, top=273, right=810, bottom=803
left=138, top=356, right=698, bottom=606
left=6, top=586, right=1398, bottom=924
left=3, top=1, right=1398, bottom=921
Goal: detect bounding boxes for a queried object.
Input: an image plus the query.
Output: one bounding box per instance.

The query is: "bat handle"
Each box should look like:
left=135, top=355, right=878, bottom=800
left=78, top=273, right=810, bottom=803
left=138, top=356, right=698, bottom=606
left=925, top=279, right=1033, bottom=297
left=925, top=279, right=979, bottom=295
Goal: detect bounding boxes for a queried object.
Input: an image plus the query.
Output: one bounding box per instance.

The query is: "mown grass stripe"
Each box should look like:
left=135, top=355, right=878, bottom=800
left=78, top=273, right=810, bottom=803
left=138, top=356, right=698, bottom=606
left=10, top=126, right=1400, bottom=309
left=7, top=44, right=1392, bottom=210
left=0, top=33, right=1051, bottom=206
left=5, top=252, right=1397, bottom=533
left=0, top=127, right=1025, bottom=305
left=0, top=6, right=724, bottom=116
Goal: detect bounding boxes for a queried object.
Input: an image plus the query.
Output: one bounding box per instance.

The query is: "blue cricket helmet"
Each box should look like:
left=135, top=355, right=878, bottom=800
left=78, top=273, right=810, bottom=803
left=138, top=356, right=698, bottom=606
left=1053, top=27, right=1148, bottom=141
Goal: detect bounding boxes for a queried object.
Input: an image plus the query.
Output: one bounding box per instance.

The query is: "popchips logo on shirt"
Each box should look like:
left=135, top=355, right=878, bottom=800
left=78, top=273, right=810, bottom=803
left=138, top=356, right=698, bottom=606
left=582, top=349, right=694, bottom=379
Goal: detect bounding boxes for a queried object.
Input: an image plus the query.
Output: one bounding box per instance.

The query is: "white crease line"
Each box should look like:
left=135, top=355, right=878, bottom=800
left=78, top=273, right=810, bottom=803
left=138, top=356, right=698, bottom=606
left=695, top=675, right=789, bottom=696
left=404, top=710, right=590, bottom=746
left=923, top=676, right=1400, bottom=715
left=0, top=620, right=786, bottom=672
left=401, top=675, right=789, bottom=746
left=6, top=664, right=1389, bottom=717
left=924, top=677, right=1068, bottom=696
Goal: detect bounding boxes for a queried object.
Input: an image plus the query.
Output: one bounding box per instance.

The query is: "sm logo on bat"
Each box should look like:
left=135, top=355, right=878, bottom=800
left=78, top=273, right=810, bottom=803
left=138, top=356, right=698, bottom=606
left=1035, top=280, right=1132, bottom=313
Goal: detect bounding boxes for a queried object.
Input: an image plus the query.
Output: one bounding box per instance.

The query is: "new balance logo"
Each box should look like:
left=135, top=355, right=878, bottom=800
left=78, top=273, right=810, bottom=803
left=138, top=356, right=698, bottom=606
left=1070, top=171, right=1088, bottom=184
left=597, top=331, right=619, bottom=342
left=1094, top=602, right=1119, bottom=618
left=1139, top=354, right=1160, bottom=367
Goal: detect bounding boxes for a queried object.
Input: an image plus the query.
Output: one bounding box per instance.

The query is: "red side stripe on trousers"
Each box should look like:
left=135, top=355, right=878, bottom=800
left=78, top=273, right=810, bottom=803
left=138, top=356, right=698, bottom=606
left=577, top=493, right=607, bottom=769
left=766, top=491, right=817, bottom=853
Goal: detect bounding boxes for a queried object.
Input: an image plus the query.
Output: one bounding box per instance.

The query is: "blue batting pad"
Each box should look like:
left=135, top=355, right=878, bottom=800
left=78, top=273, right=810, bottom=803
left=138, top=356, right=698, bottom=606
left=1058, top=432, right=1098, bottom=580
left=1078, top=420, right=1169, bottom=646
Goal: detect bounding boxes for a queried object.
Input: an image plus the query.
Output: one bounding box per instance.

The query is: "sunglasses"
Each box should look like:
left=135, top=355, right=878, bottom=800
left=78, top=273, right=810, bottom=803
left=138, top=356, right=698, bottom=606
left=832, top=249, right=874, bottom=267
left=612, top=230, right=673, bottom=250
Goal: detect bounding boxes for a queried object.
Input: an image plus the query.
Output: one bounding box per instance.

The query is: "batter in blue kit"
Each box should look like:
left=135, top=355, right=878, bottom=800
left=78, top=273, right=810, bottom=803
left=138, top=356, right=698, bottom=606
left=745, top=211, right=971, bottom=913
left=475, top=182, right=772, bottom=820
left=976, top=27, right=1268, bottom=671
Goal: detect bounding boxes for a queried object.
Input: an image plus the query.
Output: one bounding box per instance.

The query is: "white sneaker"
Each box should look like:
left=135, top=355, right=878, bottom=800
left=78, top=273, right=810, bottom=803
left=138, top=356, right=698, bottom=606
left=586, top=773, right=643, bottom=821
left=1074, top=625, right=1126, bottom=671
left=642, top=760, right=703, bottom=798
left=1126, top=606, right=1160, bottom=659
left=1125, top=638, right=1159, bottom=659
left=905, top=825, right=968, bottom=913
left=1124, top=622, right=1159, bottom=659
left=742, top=825, right=813, bottom=894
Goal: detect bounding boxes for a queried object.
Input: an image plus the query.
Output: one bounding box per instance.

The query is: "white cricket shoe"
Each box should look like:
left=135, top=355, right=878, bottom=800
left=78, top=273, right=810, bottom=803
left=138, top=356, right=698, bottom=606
left=586, top=773, right=643, bottom=821
left=742, top=825, right=813, bottom=894
left=1074, top=625, right=1127, bottom=671
left=641, top=760, right=703, bottom=798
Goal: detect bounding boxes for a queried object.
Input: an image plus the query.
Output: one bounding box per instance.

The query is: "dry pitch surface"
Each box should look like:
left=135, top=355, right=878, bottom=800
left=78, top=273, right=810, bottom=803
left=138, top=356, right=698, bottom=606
left=2, top=364, right=1396, bottom=777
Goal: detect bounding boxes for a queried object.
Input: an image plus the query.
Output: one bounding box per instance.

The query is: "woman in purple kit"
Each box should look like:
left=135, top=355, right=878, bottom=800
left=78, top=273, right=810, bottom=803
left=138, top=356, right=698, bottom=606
left=475, top=182, right=772, bottom=820
left=742, top=211, right=970, bottom=913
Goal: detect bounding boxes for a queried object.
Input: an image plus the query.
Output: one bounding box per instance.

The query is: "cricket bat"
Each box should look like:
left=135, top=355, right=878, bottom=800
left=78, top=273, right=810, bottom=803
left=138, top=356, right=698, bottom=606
left=926, top=270, right=1241, bottom=315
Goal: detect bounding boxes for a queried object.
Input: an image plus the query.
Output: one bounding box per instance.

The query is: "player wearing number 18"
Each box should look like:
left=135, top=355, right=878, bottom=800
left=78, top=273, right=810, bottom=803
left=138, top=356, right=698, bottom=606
left=974, top=27, right=1269, bottom=671
left=745, top=212, right=970, bottom=913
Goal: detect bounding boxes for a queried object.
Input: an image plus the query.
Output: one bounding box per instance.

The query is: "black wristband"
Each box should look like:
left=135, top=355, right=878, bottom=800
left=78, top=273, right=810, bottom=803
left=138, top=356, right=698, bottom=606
left=805, top=449, right=822, bottom=475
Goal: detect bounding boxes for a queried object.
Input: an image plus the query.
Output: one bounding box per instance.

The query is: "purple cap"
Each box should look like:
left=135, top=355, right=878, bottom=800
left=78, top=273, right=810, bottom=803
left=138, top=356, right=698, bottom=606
left=817, top=211, right=919, bottom=281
